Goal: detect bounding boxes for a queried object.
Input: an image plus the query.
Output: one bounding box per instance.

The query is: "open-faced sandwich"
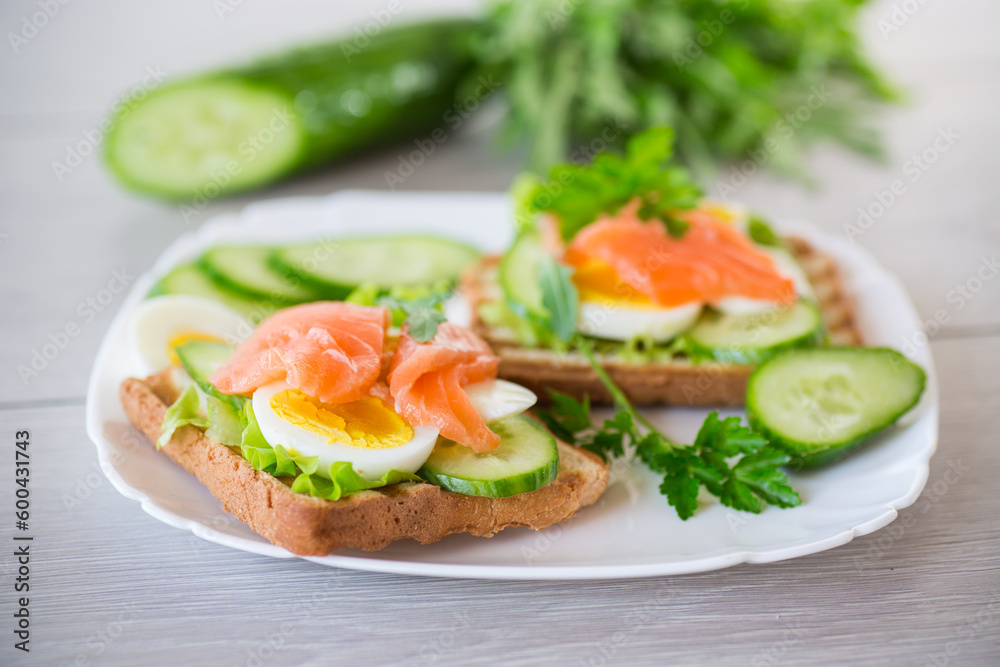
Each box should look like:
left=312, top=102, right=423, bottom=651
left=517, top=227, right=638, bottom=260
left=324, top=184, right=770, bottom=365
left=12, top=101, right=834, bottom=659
left=119, top=296, right=608, bottom=555
left=465, top=128, right=862, bottom=407
left=118, top=125, right=928, bottom=543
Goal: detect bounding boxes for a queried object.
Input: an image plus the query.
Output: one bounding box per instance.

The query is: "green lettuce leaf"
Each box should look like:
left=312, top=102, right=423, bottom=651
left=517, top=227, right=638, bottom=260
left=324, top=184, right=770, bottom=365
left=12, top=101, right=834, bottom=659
left=589, top=333, right=691, bottom=364
left=157, top=384, right=209, bottom=449
left=240, top=403, right=319, bottom=477
left=291, top=464, right=422, bottom=502
left=160, top=376, right=419, bottom=501
left=238, top=404, right=417, bottom=501
left=204, top=395, right=245, bottom=447
left=345, top=281, right=381, bottom=307
left=477, top=299, right=545, bottom=348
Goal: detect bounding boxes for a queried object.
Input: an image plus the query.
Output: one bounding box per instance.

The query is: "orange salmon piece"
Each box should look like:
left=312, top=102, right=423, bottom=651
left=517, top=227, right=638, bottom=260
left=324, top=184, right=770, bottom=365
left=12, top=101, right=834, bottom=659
left=388, top=323, right=500, bottom=452
left=565, top=213, right=796, bottom=307
left=209, top=302, right=389, bottom=404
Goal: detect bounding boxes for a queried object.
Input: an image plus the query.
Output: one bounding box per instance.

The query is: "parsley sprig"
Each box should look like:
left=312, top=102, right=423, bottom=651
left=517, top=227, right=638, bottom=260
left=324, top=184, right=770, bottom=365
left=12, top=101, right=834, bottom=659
left=377, top=293, right=449, bottom=343
left=538, top=338, right=801, bottom=520
left=347, top=281, right=451, bottom=343
left=519, top=127, right=702, bottom=241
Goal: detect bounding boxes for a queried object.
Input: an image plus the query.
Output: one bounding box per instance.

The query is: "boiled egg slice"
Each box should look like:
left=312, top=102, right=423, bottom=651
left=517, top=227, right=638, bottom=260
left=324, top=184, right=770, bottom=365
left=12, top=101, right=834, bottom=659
left=464, top=379, right=537, bottom=423
left=713, top=247, right=814, bottom=315
left=763, top=246, right=814, bottom=298
left=571, top=258, right=704, bottom=342
left=252, top=380, right=439, bottom=481
left=578, top=299, right=703, bottom=343
left=129, top=295, right=252, bottom=375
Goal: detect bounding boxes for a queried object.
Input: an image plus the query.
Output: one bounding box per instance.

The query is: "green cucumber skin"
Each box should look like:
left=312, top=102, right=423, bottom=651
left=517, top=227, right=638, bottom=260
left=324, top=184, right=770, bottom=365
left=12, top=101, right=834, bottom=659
left=265, top=250, right=349, bottom=300
left=197, top=248, right=321, bottom=306
left=418, top=416, right=559, bottom=498
left=173, top=341, right=246, bottom=413
left=151, top=264, right=279, bottom=321
left=683, top=329, right=823, bottom=366
left=683, top=302, right=825, bottom=366
left=272, top=235, right=480, bottom=296
left=105, top=20, right=477, bottom=199
left=419, top=462, right=558, bottom=498
left=746, top=347, right=927, bottom=470
left=266, top=248, right=352, bottom=299
left=153, top=234, right=480, bottom=312
left=499, top=231, right=547, bottom=321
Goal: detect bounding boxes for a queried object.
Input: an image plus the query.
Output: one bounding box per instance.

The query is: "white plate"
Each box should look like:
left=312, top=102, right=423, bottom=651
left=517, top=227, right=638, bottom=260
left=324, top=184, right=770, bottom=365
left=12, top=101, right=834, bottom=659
left=85, top=190, right=938, bottom=580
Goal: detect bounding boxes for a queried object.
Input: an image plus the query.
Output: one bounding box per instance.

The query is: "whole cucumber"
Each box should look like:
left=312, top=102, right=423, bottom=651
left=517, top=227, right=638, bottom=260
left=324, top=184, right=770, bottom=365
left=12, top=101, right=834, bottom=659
left=104, top=20, right=477, bottom=200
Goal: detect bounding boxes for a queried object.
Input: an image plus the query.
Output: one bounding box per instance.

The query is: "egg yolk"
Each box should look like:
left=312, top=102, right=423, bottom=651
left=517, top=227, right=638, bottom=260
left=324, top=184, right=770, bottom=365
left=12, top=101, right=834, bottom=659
left=270, top=390, right=414, bottom=449
left=167, top=331, right=227, bottom=366
left=689, top=202, right=742, bottom=225
left=569, top=259, right=662, bottom=310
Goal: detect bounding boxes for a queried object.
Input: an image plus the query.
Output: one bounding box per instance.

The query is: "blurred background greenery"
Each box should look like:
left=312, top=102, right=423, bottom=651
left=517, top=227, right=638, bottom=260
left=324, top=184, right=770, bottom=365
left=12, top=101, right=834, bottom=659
left=101, top=0, right=896, bottom=200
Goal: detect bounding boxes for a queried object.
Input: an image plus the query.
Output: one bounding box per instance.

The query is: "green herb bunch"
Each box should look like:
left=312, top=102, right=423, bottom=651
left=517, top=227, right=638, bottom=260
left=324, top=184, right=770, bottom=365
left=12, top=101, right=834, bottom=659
left=474, top=0, right=896, bottom=176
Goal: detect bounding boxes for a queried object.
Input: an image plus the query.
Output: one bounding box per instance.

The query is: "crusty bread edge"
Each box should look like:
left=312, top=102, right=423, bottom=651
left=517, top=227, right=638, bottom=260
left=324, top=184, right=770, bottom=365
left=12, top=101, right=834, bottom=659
left=464, top=235, right=862, bottom=406
left=119, top=372, right=609, bottom=556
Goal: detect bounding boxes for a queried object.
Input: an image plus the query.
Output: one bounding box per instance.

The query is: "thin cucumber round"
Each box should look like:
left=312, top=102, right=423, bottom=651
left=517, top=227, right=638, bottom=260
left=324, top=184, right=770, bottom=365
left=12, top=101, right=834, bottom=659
left=199, top=246, right=321, bottom=305
left=746, top=347, right=927, bottom=469
left=151, top=264, right=277, bottom=322
left=418, top=415, right=559, bottom=498
left=499, top=231, right=547, bottom=320
left=685, top=301, right=823, bottom=365
left=272, top=236, right=480, bottom=296
left=174, top=340, right=246, bottom=412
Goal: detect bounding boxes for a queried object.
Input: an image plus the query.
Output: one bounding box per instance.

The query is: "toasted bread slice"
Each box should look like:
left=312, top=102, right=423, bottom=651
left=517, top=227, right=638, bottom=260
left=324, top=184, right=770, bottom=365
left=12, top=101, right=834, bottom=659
left=464, top=236, right=861, bottom=407
left=119, top=371, right=609, bottom=556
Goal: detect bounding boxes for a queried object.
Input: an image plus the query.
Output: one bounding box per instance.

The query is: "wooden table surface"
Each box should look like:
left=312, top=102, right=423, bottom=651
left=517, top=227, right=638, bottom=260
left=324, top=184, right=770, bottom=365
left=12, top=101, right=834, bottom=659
left=2, top=1, right=998, bottom=665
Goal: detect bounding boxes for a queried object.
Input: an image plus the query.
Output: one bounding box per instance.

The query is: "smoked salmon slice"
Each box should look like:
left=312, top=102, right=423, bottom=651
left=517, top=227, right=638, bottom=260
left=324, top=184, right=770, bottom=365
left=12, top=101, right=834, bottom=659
left=565, top=211, right=796, bottom=307
left=210, top=302, right=389, bottom=404
left=388, top=323, right=501, bottom=452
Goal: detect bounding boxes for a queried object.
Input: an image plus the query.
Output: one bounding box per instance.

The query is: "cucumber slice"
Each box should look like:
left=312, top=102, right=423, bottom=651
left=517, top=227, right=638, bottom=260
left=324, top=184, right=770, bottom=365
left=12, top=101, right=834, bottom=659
left=152, top=264, right=277, bottom=321
left=106, top=80, right=305, bottom=199
left=199, top=246, right=321, bottom=305
left=685, top=301, right=823, bottom=365
left=273, top=236, right=479, bottom=296
left=103, top=20, right=477, bottom=200
left=499, top=231, right=547, bottom=320
left=173, top=340, right=246, bottom=412
left=746, top=347, right=926, bottom=469
left=418, top=415, right=559, bottom=498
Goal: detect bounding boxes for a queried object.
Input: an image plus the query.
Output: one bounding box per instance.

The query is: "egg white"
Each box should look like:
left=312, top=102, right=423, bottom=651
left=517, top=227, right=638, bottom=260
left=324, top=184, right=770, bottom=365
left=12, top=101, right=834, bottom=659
left=129, top=295, right=252, bottom=375
left=464, top=379, right=537, bottom=423
left=252, top=381, right=440, bottom=481
left=578, top=300, right=703, bottom=343
left=762, top=247, right=814, bottom=298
